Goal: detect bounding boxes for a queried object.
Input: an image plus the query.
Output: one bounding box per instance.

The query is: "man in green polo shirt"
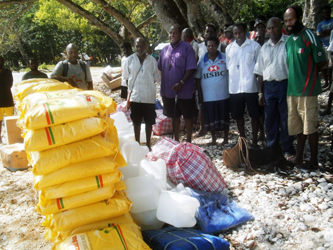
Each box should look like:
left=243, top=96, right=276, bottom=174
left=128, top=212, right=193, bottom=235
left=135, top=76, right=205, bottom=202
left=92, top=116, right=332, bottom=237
left=284, top=5, right=327, bottom=169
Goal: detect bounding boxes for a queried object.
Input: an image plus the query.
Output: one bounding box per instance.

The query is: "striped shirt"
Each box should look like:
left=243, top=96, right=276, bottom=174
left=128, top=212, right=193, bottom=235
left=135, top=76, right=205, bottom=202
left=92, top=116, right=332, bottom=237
left=285, top=28, right=326, bottom=96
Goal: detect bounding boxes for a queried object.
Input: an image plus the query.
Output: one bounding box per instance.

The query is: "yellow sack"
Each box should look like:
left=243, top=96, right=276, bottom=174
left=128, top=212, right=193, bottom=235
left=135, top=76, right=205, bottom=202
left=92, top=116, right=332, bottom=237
left=12, top=78, right=62, bottom=96
left=29, top=135, right=126, bottom=175
left=37, top=182, right=126, bottom=215
left=43, top=191, right=132, bottom=232
left=41, top=171, right=123, bottom=199
left=34, top=157, right=119, bottom=190
left=53, top=223, right=151, bottom=250
left=18, top=91, right=117, bottom=130
left=14, top=80, right=74, bottom=102
left=24, top=117, right=108, bottom=151
left=15, top=78, right=60, bottom=86
left=44, top=213, right=134, bottom=243
left=106, top=118, right=119, bottom=147
left=18, top=89, right=82, bottom=113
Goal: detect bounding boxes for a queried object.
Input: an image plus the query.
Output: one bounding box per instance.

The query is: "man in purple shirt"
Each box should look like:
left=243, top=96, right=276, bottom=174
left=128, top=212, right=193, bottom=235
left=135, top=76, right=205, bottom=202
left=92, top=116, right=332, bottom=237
left=158, top=24, right=197, bottom=142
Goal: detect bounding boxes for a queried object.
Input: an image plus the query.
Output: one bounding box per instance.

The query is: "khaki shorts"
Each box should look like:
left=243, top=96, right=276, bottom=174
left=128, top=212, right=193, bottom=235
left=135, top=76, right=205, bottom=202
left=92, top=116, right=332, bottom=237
left=287, top=96, right=318, bottom=135
left=0, top=107, right=14, bottom=121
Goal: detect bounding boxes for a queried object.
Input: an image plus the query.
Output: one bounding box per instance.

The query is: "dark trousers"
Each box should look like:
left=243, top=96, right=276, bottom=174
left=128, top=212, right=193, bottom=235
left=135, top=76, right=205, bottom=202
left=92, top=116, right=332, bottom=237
left=264, top=79, right=295, bottom=154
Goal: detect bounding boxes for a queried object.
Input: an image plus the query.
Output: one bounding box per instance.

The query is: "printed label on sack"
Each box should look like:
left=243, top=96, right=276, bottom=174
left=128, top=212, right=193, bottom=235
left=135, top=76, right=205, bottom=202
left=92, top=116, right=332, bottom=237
left=70, top=234, right=91, bottom=250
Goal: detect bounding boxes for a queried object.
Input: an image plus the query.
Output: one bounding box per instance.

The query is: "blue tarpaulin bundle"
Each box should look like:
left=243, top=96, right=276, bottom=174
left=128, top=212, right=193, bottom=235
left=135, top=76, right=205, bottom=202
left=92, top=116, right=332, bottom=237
left=188, top=188, right=254, bottom=234
left=142, top=227, right=230, bottom=250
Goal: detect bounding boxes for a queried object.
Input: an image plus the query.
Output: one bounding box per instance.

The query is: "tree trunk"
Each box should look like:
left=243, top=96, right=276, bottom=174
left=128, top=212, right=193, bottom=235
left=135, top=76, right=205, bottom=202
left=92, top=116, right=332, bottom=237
left=16, top=34, right=29, bottom=65
left=202, top=0, right=233, bottom=27
left=303, top=0, right=328, bottom=30
left=55, top=0, right=124, bottom=46
left=146, top=0, right=188, bottom=31
left=0, top=0, right=37, bottom=6
left=183, top=0, right=204, bottom=37
left=91, top=0, right=148, bottom=43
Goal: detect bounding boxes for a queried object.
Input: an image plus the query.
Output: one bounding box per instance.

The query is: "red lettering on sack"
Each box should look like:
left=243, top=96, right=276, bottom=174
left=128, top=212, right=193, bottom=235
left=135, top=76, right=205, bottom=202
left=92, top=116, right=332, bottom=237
left=72, top=236, right=80, bottom=250
left=86, top=96, right=91, bottom=102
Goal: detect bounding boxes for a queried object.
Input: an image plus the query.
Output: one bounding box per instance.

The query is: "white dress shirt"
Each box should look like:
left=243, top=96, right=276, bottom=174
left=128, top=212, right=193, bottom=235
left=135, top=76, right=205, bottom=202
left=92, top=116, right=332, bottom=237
left=122, top=54, right=160, bottom=104
left=121, top=56, right=128, bottom=87
left=190, top=40, right=200, bottom=60
left=226, top=38, right=261, bottom=94
left=254, top=34, right=289, bottom=81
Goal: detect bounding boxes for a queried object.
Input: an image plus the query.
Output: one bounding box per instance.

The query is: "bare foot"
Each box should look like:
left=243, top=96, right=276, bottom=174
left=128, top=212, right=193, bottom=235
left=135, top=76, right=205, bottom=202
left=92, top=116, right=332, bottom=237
left=193, top=130, right=206, bottom=138
left=290, top=156, right=303, bottom=165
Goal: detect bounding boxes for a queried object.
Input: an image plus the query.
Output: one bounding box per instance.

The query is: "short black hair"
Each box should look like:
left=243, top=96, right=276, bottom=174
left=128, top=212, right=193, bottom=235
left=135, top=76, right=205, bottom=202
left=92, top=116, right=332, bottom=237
left=171, top=24, right=182, bottom=33
left=233, top=22, right=247, bottom=31
left=323, top=5, right=331, bottom=13
left=255, top=15, right=266, bottom=22
left=205, top=36, right=220, bottom=47
left=121, top=42, right=132, bottom=49
left=285, top=5, right=303, bottom=21
left=204, top=23, right=217, bottom=33
left=183, top=28, right=194, bottom=38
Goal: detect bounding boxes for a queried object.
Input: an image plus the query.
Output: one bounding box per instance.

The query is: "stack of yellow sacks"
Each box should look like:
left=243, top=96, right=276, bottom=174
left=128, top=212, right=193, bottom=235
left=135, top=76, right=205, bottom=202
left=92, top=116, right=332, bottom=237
left=15, top=79, right=151, bottom=249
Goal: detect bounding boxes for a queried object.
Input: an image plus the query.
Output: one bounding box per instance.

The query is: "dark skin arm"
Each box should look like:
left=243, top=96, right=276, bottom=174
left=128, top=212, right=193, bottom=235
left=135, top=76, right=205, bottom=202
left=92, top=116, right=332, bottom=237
left=195, top=78, right=204, bottom=104
left=51, top=75, right=78, bottom=88
left=257, top=74, right=265, bottom=106
left=87, top=81, right=93, bottom=90
left=172, top=69, right=196, bottom=91
left=317, top=30, right=332, bottom=38
left=317, top=60, right=328, bottom=70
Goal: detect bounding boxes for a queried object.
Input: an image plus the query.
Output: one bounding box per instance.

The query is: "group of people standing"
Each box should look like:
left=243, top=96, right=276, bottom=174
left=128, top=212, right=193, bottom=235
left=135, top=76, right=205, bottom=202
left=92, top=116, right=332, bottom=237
left=0, top=4, right=330, bottom=170
left=122, top=4, right=329, bottom=170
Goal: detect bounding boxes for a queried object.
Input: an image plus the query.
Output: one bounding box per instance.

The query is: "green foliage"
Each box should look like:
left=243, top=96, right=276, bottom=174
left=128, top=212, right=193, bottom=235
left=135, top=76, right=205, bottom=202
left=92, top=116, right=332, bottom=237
left=237, top=0, right=305, bottom=22
left=39, top=62, right=49, bottom=70
left=37, top=0, right=92, bottom=32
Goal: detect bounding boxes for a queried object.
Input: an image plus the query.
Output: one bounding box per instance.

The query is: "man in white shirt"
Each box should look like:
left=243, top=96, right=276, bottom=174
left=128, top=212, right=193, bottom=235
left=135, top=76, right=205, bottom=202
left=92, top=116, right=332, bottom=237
left=123, top=37, right=160, bottom=150
left=226, top=22, right=261, bottom=145
left=182, top=28, right=199, bottom=61
left=198, top=24, right=225, bottom=60
left=254, top=17, right=295, bottom=158
left=120, top=42, right=133, bottom=99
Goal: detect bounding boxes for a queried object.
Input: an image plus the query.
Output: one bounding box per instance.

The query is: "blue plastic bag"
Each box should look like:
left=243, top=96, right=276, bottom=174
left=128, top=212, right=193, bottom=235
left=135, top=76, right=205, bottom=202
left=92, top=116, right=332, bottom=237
left=155, top=99, right=163, bottom=110
left=142, top=227, right=230, bottom=250
left=188, top=188, right=254, bottom=234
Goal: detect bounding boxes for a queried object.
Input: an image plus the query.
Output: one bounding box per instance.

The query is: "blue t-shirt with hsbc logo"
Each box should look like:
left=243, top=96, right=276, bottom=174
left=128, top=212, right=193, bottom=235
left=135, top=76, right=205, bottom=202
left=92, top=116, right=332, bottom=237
left=196, top=51, right=229, bottom=102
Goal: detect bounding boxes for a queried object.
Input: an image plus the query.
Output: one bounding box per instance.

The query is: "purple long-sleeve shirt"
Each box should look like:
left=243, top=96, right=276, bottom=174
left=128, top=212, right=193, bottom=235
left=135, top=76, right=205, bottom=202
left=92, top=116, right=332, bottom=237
left=158, top=40, right=197, bottom=99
